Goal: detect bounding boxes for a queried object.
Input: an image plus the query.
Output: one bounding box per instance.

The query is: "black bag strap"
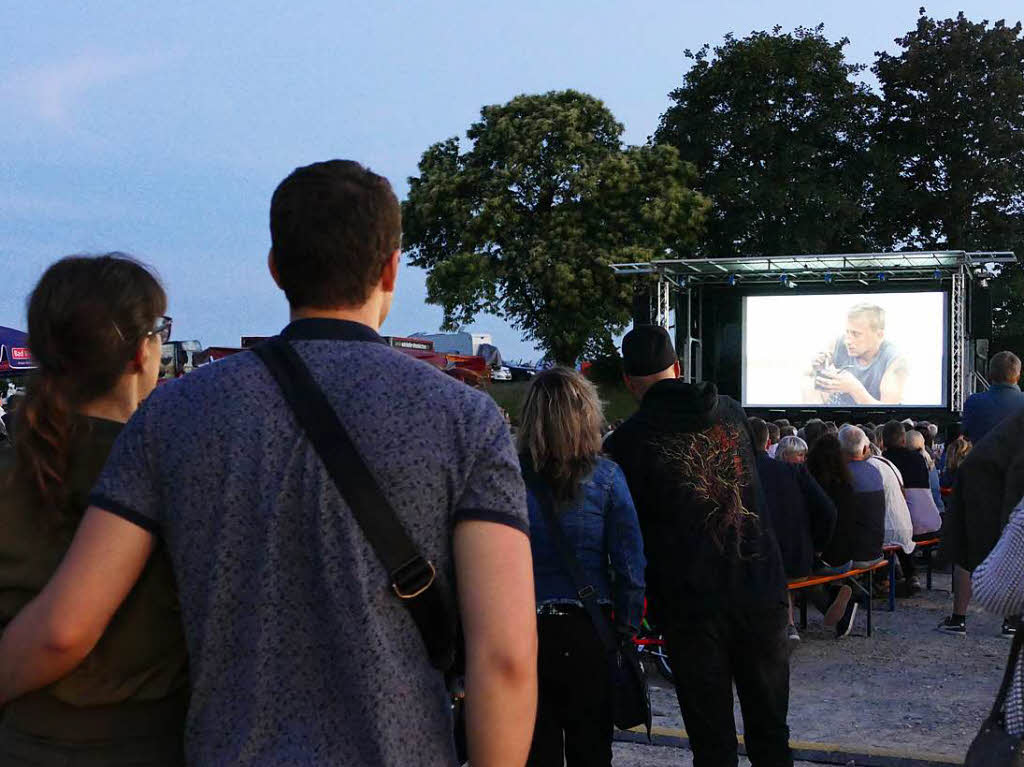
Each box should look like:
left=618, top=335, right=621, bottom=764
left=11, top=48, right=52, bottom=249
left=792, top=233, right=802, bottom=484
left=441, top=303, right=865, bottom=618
left=522, top=463, right=620, bottom=653
left=989, top=617, right=1024, bottom=722
left=254, top=337, right=457, bottom=671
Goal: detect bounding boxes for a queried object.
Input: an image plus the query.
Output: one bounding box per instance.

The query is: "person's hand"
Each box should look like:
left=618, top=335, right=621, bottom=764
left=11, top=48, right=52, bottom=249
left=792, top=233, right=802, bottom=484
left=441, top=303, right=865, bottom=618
left=815, top=369, right=863, bottom=396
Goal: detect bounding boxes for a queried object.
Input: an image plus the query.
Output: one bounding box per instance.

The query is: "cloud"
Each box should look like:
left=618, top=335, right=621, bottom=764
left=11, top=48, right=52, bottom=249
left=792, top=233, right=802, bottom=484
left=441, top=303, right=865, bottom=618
left=2, top=49, right=182, bottom=126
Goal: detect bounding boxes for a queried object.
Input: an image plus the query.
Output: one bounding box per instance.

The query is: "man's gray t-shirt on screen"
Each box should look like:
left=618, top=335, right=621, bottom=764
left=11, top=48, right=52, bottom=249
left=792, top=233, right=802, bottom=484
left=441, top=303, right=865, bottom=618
left=90, top=319, right=529, bottom=767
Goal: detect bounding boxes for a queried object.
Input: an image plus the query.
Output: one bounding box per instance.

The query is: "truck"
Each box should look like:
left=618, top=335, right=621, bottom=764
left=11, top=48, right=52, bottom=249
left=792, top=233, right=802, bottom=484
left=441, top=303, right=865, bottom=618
left=410, top=331, right=491, bottom=357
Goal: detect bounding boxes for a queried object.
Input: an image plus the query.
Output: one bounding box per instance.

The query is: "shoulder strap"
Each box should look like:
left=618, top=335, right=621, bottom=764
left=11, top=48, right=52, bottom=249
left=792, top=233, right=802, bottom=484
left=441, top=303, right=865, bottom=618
left=253, top=338, right=456, bottom=671
left=522, top=463, right=619, bottom=653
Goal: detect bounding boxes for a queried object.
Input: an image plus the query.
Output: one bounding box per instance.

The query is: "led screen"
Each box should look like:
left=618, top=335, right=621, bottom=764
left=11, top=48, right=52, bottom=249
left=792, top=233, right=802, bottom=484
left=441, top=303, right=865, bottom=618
left=742, top=292, right=948, bottom=408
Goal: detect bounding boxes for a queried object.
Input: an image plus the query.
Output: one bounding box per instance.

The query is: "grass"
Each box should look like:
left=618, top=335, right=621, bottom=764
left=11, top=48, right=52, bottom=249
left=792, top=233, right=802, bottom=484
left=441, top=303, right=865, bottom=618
left=488, top=379, right=639, bottom=426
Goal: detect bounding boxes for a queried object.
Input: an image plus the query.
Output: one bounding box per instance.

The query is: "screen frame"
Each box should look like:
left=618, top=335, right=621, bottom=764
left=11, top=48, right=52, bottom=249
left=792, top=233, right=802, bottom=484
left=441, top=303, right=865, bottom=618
left=740, top=289, right=951, bottom=410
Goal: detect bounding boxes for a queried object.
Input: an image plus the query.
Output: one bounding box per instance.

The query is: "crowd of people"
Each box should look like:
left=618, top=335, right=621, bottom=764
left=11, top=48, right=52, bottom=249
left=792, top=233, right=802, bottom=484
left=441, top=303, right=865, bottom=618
left=1, top=159, right=1024, bottom=767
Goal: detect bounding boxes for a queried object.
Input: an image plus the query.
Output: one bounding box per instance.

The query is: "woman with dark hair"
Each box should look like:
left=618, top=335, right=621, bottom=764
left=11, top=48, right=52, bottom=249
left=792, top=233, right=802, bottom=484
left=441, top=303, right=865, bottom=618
left=803, top=434, right=866, bottom=634
left=518, top=367, right=645, bottom=767
left=0, top=255, right=187, bottom=765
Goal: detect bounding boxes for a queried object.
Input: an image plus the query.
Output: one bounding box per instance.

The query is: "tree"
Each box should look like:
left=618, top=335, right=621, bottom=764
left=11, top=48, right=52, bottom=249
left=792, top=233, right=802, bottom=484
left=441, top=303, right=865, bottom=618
left=654, top=25, right=878, bottom=258
left=871, top=11, right=1024, bottom=256
left=403, top=90, right=708, bottom=365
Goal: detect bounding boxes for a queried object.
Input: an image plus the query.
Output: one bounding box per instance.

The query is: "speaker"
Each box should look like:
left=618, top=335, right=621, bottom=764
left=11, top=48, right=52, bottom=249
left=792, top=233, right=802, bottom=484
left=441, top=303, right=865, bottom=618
left=971, top=284, right=993, bottom=339
left=632, top=285, right=653, bottom=327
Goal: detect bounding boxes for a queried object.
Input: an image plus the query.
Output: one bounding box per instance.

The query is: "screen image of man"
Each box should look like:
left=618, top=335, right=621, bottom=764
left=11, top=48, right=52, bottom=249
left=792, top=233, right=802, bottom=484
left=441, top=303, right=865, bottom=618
left=803, top=303, right=909, bottom=406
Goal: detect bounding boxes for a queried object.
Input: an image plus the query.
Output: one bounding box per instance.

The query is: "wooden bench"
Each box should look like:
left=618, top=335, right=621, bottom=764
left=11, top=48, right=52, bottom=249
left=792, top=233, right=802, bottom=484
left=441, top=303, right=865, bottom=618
left=787, top=559, right=889, bottom=637
left=883, top=537, right=942, bottom=611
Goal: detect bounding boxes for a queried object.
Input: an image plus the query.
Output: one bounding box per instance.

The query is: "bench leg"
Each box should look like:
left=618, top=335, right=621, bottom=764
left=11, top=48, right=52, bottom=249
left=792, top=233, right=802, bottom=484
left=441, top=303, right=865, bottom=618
left=888, top=553, right=896, bottom=612
left=925, top=547, right=933, bottom=590
left=800, top=591, right=807, bottom=630
left=867, top=569, right=873, bottom=637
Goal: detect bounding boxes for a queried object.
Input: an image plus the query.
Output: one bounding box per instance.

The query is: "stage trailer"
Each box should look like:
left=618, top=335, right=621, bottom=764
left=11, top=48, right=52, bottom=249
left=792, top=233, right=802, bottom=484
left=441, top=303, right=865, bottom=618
left=613, top=251, right=1017, bottom=420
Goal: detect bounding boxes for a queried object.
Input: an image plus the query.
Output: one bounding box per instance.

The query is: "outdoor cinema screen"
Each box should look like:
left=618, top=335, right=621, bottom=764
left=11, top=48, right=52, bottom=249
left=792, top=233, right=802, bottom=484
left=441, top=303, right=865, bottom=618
left=742, top=292, right=948, bottom=408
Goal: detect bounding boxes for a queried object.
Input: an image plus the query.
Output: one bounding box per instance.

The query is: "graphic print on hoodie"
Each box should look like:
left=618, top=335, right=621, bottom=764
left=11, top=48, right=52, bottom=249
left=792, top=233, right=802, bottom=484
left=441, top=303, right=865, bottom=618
left=605, top=380, right=787, bottom=624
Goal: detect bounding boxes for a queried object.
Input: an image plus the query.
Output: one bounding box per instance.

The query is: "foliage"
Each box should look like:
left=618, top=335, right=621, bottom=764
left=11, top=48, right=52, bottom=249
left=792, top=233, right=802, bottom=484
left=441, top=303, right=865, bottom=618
left=403, top=90, right=708, bottom=365
left=871, top=11, right=1024, bottom=256
left=654, top=25, right=878, bottom=257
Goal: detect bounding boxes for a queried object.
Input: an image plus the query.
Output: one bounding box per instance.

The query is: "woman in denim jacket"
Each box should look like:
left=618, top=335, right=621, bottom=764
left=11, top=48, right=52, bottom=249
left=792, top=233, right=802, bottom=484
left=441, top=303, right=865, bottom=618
left=518, top=367, right=646, bottom=767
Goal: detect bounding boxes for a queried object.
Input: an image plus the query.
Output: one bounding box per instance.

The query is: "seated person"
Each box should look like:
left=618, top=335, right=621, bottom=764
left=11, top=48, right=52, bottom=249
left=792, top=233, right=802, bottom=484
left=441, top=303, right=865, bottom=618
left=838, top=426, right=887, bottom=569
left=776, top=435, right=808, bottom=464
left=907, top=429, right=943, bottom=510
left=766, top=422, right=781, bottom=458
left=803, top=426, right=889, bottom=636
left=802, top=419, right=829, bottom=450
left=882, top=421, right=942, bottom=538
left=749, top=418, right=837, bottom=641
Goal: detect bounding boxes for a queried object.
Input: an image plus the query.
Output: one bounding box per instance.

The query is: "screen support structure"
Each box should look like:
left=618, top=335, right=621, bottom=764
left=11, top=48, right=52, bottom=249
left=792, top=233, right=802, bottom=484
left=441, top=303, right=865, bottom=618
left=951, top=266, right=968, bottom=413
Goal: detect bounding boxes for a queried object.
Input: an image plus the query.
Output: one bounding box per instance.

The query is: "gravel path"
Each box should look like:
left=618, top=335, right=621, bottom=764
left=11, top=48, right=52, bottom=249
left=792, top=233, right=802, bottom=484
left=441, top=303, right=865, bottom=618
left=613, top=742, right=823, bottom=765
left=635, top=570, right=1007, bottom=763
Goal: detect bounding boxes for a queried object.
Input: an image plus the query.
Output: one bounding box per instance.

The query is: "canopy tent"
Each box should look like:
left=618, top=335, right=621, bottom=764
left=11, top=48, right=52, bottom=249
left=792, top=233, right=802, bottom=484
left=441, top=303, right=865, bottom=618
left=0, top=326, right=35, bottom=373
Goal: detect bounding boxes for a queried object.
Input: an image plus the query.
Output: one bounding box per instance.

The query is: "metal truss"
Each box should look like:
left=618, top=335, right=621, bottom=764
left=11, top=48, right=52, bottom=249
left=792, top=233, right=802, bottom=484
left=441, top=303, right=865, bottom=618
left=951, top=267, right=967, bottom=412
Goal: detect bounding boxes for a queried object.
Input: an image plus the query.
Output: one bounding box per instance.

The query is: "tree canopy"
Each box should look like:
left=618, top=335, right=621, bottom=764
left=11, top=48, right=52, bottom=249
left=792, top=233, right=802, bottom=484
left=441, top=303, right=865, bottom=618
left=654, top=25, right=878, bottom=257
left=871, top=11, right=1024, bottom=256
left=403, top=90, right=708, bottom=365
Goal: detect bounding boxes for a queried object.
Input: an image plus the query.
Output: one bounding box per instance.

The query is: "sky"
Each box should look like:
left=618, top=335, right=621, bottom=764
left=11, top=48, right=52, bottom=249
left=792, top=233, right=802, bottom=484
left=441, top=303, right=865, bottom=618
left=2, top=1, right=1021, bottom=362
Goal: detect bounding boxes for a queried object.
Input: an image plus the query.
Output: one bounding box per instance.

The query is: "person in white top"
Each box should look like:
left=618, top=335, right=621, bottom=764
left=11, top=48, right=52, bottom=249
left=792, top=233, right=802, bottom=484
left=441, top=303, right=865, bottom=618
left=867, top=453, right=915, bottom=555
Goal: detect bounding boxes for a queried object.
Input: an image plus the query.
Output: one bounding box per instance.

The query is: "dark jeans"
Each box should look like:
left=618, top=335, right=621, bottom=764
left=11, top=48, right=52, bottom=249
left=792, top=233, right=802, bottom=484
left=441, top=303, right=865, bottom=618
left=527, top=610, right=612, bottom=767
left=664, top=607, right=793, bottom=767
left=0, top=723, right=184, bottom=766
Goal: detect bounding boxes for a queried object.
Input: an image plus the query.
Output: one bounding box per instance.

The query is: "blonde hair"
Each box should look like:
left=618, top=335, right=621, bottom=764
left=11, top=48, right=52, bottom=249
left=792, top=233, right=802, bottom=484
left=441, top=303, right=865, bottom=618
left=517, top=367, right=605, bottom=501
left=946, top=436, right=973, bottom=474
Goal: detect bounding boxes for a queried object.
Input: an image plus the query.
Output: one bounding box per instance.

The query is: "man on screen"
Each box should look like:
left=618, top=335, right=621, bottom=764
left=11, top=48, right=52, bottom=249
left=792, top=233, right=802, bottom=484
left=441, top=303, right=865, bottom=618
left=803, top=303, right=909, bottom=406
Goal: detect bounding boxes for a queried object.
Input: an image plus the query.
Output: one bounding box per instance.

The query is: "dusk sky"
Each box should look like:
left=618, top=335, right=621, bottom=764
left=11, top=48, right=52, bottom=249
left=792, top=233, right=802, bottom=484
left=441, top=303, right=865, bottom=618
left=3, top=1, right=1021, bottom=361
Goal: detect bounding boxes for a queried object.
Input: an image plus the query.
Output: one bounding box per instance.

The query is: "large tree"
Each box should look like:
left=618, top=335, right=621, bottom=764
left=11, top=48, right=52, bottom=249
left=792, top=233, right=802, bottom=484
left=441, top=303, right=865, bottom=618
left=872, top=11, right=1024, bottom=343
left=403, top=90, right=708, bottom=365
left=654, top=25, right=878, bottom=258
left=871, top=11, right=1024, bottom=255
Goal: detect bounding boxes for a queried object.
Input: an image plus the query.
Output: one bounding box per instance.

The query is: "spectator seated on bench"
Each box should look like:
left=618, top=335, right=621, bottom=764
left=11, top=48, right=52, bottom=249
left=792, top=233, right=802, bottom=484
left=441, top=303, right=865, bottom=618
left=791, top=427, right=889, bottom=637
left=881, top=421, right=940, bottom=595
left=751, top=418, right=839, bottom=642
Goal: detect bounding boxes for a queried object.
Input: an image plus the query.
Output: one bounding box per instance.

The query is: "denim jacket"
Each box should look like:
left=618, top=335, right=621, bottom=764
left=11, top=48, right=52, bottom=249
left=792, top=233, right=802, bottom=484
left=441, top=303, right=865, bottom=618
left=523, top=456, right=646, bottom=634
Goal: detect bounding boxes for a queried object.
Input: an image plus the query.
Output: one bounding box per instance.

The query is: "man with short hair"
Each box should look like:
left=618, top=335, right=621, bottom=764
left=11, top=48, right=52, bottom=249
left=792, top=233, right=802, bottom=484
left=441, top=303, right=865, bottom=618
left=804, top=303, right=909, bottom=406
left=881, top=421, right=941, bottom=596
left=867, top=430, right=915, bottom=558
left=963, top=351, right=1024, bottom=442
left=606, top=326, right=792, bottom=767
left=838, top=426, right=887, bottom=574
left=0, top=160, right=538, bottom=766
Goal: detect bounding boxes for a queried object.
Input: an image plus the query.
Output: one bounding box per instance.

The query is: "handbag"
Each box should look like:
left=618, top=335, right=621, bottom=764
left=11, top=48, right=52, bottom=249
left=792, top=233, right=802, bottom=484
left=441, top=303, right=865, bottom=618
left=965, top=624, right=1024, bottom=766
left=253, top=338, right=467, bottom=760
left=524, top=464, right=652, bottom=739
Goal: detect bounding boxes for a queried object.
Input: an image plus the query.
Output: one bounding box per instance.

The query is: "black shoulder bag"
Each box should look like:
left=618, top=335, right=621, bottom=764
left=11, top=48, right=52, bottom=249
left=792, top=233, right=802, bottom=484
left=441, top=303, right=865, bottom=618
left=966, top=622, right=1024, bottom=766
left=254, top=339, right=468, bottom=758
left=524, top=465, right=652, bottom=739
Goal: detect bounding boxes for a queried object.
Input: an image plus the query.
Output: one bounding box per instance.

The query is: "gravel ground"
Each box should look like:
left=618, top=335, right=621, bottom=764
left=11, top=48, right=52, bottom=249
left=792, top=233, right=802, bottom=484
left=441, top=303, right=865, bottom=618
left=633, top=569, right=1008, bottom=763
left=613, top=742, right=823, bottom=765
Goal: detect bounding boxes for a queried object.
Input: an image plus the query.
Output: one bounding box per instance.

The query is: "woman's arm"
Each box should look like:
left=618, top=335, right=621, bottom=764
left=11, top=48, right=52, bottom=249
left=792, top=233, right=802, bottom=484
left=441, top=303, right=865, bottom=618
left=605, top=464, right=646, bottom=636
left=972, top=500, right=1024, bottom=617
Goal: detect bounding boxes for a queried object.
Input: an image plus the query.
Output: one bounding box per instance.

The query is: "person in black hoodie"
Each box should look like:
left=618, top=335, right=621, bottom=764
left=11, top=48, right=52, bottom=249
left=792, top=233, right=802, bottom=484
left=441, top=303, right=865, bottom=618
left=748, top=418, right=837, bottom=643
left=605, top=326, right=792, bottom=767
